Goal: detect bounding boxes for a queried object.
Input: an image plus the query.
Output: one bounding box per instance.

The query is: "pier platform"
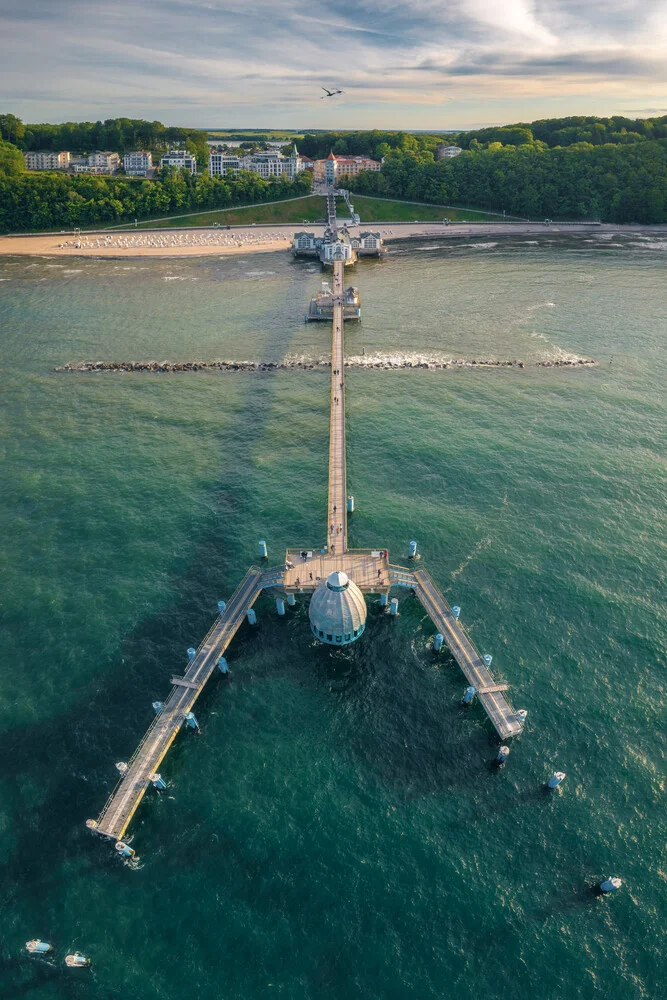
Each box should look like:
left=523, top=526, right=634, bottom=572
left=91, top=566, right=264, bottom=841
left=283, top=548, right=389, bottom=592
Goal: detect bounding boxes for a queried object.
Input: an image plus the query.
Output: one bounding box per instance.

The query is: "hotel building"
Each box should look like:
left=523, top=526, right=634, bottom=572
left=24, top=150, right=71, bottom=170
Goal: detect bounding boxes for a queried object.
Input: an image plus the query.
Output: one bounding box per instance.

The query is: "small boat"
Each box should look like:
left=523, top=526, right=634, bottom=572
left=26, top=939, right=52, bottom=954
left=65, top=952, right=91, bottom=968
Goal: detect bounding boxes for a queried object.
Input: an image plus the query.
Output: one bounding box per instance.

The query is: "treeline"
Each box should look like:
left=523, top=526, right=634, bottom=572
left=0, top=165, right=311, bottom=232
left=299, top=114, right=667, bottom=160
left=0, top=113, right=209, bottom=163
left=343, top=140, right=667, bottom=223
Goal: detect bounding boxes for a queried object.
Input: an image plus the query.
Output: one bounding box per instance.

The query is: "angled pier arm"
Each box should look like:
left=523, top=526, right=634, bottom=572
left=93, top=566, right=263, bottom=841
left=411, top=568, right=524, bottom=739
left=328, top=259, right=348, bottom=553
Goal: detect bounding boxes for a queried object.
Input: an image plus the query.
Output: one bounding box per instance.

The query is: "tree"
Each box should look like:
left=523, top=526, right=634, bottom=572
left=0, top=114, right=25, bottom=147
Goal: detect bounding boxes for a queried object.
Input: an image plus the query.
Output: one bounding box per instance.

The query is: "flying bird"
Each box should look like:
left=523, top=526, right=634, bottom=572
left=321, top=87, right=344, bottom=99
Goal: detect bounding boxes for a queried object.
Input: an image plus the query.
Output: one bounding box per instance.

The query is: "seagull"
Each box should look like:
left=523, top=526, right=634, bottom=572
left=321, top=87, right=344, bottom=99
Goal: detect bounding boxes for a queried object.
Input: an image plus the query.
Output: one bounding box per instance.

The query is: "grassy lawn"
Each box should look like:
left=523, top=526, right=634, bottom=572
left=129, top=194, right=505, bottom=230
left=346, top=195, right=503, bottom=223
left=132, top=196, right=325, bottom=229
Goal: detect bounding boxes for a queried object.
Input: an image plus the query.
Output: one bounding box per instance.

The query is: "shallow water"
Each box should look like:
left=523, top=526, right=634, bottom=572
left=1, top=234, right=665, bottom=999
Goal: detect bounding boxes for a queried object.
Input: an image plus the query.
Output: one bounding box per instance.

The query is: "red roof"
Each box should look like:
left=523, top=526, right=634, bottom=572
left=326, top=151, right=336, bottom=160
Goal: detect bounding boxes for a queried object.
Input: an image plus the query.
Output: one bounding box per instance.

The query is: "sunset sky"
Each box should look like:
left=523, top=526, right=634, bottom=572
left=3, top=0, right=667, bottom=127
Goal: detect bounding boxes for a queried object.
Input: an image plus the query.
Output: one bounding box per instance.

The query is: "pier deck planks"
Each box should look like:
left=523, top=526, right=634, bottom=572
left=94, top=567, right=263, bottom=841
left=411, top=568, right=523, bottom=739
left=328, top=259, right=348, bottom=553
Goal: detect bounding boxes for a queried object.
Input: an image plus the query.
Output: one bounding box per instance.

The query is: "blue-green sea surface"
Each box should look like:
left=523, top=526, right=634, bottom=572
left=0, top=234, right=665, bottom=999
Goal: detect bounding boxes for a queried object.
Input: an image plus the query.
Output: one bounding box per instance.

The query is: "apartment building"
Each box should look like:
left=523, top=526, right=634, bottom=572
left=123, top=151, right=153, bottom=176
left=160, top=150, right=197, bottom=175
left=313, top=152, right=382, bottom=185
left=24, top=150, right=71, bottom=170
left=208, top=147, right=306, bottom=179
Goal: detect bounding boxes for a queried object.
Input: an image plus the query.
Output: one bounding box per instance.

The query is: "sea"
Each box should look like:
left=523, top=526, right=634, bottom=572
left=1, top=234, right=665, bottom=999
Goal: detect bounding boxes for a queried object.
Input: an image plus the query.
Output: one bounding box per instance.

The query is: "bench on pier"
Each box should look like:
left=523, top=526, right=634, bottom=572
left=171, top=676, right=201, bottom=690
left=477, top=684, right=509, bottom=695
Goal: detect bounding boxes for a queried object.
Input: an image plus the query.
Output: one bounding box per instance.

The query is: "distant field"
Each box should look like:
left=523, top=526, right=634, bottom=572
left=346, top=195, right=502, bottom=223
left=132, top=197, right=325, bottom=229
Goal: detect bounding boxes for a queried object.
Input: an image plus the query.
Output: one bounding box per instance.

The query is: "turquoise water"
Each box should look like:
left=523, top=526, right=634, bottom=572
left=1, top=235, right=665, bottom=999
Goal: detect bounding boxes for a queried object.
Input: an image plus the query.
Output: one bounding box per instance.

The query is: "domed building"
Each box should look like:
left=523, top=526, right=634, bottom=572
left=308, top=571, right=367, bottom=646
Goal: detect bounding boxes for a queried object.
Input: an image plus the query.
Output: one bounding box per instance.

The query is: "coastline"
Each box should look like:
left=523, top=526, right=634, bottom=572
left=1, top=221, right=666, bottom=258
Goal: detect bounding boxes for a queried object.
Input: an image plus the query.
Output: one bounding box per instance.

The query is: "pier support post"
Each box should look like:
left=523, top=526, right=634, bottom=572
left=496, top=746, right=510, bottom=764
left=217, top=600, right=227, bottom=615
left=217, top=656, right=229, bottom=674
left=150, top=772, right=167, bottom=791
left=600, top=877, right=622, bottom=893
left=187, top=647, right=196, bottom=662
left=115, top=841, right=136, bottom=858
left=287, top=593, right=296, bottom=607
left=115, top=762, right=128, bottom=774
left=247, top=608, right=257, bottom=625
left=389, top=598, right=399, bottom=616
left=347, top=495, right=355, bottom=513
left=408, top=540, right=418, bottom=559
left=547, top=771, right=566, bottom=789
left=452, top=606, right=461, bottom=619
left=515, top=709, right=528, bottom=726
left=483, top=654, right=493, bottom=667
left=152, top=701, right=163, bottom=714
left=185, top=712, right=200, bottom=732
left=276, top=597, right=285, bottom=616
left=434, top=633, right=444, bottom=652
left=462, top=686, right=477, bottom=705
left=258, top=540, right=268, bottom=560
left=379, top=593, right=388, bottom=607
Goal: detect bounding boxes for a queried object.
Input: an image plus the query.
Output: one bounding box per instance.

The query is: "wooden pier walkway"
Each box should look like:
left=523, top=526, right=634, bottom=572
left=390, top=565, right=523, bottom=738
left=409, top=567, right=523, bottom=739
left=328, top=259, right=348, bottom=554
left=91, top=566, right=265, bottom=841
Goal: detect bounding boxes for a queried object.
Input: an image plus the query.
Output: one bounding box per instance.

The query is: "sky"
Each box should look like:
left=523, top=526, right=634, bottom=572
left=2, top=0, right=667, bottom=128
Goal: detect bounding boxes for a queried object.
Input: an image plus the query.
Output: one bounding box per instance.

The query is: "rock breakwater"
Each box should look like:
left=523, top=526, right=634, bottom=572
left=55, top=358, right=597, bottom=374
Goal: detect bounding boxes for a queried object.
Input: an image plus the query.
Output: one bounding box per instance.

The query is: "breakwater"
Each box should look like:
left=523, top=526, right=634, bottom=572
left=55, top=357, right=597, bottom=374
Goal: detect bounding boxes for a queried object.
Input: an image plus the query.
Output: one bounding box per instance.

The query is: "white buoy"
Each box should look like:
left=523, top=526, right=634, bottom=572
left=496, top=746, right=510, bottom=764
left=379, top=592, right=388, bottom=606
left=452, top=606, right=461, bottom=619
left=185, top=712, right=199, bottom=731
left=187, top=647, right=196, bottom=661
left=408, top=540, right=418, bottom=559
left=258, top=539, right=268, bottom=559
left=347, top=495, right=354, bottom=513
left=152, top=701, right=163, bottom=714
left=26, top=940, right=52, bottom=954
left=600, top=877, right=622, bottom=893
left=434, top=633, right=444, bottom=652
left=462, top=686, right=477, bottom=705
left=217, top=600, right=226, bottom=614
left=389, top=597, right=399, bottom=616
left=115, top=841, right=136, bottom=858
left=276, top=597, right=285, bottom=616
left=547, top=771, right=566, bottom=789
left=287, top=593, right=296, bottom=606
left=516, top=709, right=528, bottom=725
left=217, top=656, right=229, bottom=674
left=115, top=761, right=128, bottom=774
left=150, top=772, right=167, bottom=790
left=247, top=608, right=257, bottom=625
left=483, top=654, right=493, bottom=667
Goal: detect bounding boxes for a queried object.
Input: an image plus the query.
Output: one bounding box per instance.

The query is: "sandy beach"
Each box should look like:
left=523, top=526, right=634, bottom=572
left=1, top=221, right=665, bottom=258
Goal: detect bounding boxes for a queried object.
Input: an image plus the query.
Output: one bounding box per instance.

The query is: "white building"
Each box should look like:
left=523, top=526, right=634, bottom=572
left=208, top=147, right=305, bottom=180
left=124, top=151, right=153, bottom=176
left=24, top=150, right=70, bottom=170
left=435, top=145, right=463, bottom=159
left=160, top=150, right=197, bottom=175
left=86, top=151, right=120, bottom=171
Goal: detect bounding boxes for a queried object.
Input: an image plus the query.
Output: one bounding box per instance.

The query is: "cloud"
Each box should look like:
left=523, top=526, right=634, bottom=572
left=1, top=0, right=666, bottom=126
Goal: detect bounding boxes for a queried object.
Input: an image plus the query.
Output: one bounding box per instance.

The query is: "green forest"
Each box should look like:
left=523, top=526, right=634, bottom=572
left=298, top=116, right=667, bottom=223
left=0, top=150, right=311, bottom=232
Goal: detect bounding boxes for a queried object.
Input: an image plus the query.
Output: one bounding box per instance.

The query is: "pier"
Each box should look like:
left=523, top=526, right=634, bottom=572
left=91, top=567, right=266, bottom=841
left=88, top=197, right=526, bottom=848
